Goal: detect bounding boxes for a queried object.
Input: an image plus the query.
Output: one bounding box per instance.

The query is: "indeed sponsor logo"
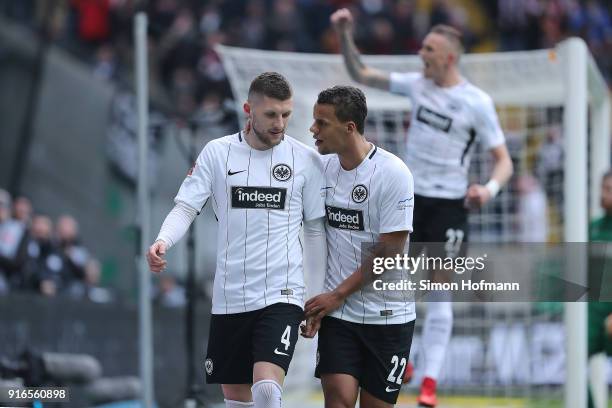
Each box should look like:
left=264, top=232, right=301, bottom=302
left=236, top=189, right=282, bottom=203
left=232, top=186, right=287, bottom=209
left=326, top=205, right=364, bottom=231
left=328, top=209, right=360, bottom=224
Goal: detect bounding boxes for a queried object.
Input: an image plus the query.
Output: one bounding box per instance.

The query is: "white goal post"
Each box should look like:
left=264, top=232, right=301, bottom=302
left=217, top=38, right=610, bottom=408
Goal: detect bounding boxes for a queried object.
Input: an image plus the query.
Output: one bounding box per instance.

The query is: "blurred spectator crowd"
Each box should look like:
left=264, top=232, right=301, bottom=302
left=493, top=0, right=611, bottom=78
left=0, top=188, right=187, bottom=307
left=2, top=0, right=610, bottom=122
left=0, top=189, right=113, bottom=302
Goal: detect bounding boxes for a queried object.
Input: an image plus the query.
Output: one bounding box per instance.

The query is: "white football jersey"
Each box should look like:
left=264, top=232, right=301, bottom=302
left=175, top=132, right=326, bottom=314
left=390, top=72, right=505, bottom=199
left=323, top=144, right=416, bottom=325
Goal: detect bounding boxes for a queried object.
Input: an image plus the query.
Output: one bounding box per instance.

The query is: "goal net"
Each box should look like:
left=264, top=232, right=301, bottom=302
left=217, top=39, right=609, bottom=407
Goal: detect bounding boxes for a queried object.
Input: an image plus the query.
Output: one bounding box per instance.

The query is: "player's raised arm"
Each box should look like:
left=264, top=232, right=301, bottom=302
left=331, top=8, right=390, bottom=90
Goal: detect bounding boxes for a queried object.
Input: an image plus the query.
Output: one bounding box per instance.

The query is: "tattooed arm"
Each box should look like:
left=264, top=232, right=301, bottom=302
left=331, top=8, right=390, bottom=90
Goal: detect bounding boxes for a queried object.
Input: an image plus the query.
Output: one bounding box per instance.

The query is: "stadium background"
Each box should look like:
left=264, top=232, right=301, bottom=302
left=0, top=0, right=611, bottom=407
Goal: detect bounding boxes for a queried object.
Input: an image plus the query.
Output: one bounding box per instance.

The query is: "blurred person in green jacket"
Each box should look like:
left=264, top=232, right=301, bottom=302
left=588, top=170, right=612, bottom=408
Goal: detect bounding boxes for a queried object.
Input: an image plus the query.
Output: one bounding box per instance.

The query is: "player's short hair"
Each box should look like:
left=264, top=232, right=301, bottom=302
left=602, top=169, right=612, bottom=183
left=248, top=72, right=292, bottom=101
left=430, top=24, right=464, bottom=56
left=317, top=85, right=367, bottom=134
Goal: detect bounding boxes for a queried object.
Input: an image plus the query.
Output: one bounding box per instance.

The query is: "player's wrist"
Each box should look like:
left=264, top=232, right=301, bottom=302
left=155, top=237, right=170, bottom=249
left=484, top=179, right=500, bottom=198
left=331, top=288, right=346, bottom=302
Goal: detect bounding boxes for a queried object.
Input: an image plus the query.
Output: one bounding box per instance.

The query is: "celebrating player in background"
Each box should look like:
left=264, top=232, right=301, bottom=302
left=147, top=72, right=327, bottom=408
left=304, top=85, right=415, bottom=408
left=331, top=8, right=513, bottom=407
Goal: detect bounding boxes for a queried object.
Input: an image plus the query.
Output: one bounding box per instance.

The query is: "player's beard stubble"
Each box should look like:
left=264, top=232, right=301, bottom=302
left=250, top=116, right=284, bottom=148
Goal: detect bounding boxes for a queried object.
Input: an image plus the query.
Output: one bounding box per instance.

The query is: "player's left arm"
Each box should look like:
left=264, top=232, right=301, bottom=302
left=466, top=94, right=514, bottom=208
left=300, top=216, right=327, bottom=338
left=466, top=144, right=513, bottom=208
left=300, top=151, right=329, bottom=337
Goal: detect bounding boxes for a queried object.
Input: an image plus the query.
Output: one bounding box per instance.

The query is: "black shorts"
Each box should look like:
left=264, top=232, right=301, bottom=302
left=315, top=316, right=415, bottom=404
left=411, top=194, right=468, bottom=258
left=205, top=303, right=303, bottom=384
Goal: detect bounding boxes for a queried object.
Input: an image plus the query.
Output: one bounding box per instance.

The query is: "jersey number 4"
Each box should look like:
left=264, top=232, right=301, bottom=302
left=280, top=326, right=291, bottom=350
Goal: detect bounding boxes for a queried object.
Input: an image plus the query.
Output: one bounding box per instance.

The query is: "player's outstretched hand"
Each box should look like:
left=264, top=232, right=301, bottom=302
left=465, top=184, right=491, bottom=209
left=147, top=240, right=168, bottom=273
left=300, top=316, right=321, bottom=338
left=305, top=291, right=343, bottom=320
left=330, top=8, right=353, bottom=33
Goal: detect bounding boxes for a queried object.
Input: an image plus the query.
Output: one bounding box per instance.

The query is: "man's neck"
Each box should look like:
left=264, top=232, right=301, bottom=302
left=338, top=136, right=371, bottom=171
left=244, top=130, right=273, bottom=151
left=434, top=68, right=462, bottom=88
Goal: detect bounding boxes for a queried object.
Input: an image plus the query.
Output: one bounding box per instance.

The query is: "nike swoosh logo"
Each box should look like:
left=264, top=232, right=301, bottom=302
left=274, top=348, right=289, bottom=356
left=385, top=386, right=399, bottom=393
left=228, top=169, right=246, bottom=176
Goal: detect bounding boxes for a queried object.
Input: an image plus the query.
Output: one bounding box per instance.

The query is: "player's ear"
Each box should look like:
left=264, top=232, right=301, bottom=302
left=347, top=121, right=356, bottom=133
left=243, top=102, right=251, bottom=115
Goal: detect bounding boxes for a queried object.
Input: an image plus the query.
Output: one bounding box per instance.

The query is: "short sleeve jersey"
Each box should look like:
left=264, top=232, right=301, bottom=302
left=175, top=132, right=326, bottom=314
left=322, top=145, right=416, bottom=324
left=390, top=72, right=505, bottom=199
